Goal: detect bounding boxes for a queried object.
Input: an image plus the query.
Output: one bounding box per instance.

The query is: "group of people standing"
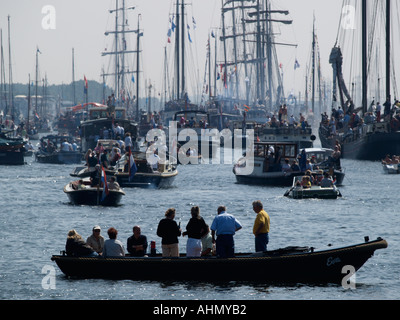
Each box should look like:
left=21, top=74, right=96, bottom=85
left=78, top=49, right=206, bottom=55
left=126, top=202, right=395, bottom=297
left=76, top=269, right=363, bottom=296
left=65, top=201, right=270, bottom=259
left=156, top=201, right=270, bottom=258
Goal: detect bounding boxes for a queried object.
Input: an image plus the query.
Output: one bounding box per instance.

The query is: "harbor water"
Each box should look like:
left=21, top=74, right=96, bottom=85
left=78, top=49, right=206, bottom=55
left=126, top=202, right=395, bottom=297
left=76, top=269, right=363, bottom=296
left=0, top=146, right=399, bottom=301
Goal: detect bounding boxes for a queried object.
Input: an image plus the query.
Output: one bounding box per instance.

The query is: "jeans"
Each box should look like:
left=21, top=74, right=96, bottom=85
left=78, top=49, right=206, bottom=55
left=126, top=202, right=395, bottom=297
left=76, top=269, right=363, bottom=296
left=255, top=233, right=269, bottom=252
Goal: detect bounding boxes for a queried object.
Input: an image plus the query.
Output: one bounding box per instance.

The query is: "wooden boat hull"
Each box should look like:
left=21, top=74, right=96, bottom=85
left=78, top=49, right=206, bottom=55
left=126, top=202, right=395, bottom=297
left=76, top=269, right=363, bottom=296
left=36, top=151, right=83, bottom=164
left=63, top=183, right=125, bottom=206
left=51, top=238, right=387, bottom=284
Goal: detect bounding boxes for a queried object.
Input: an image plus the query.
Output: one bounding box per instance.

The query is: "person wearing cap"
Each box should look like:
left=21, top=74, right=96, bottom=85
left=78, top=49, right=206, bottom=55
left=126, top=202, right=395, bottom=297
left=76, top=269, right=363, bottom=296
left=252, top=201, right=270, bottom=252
left=210, top=206, right=242, bottom=258
left=86, top=226, right=105, bottom=255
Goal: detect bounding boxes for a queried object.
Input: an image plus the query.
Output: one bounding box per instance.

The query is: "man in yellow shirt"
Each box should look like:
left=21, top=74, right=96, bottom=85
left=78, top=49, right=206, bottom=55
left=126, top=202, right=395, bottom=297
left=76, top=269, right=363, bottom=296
left=252, top=200, right=270, bottom=252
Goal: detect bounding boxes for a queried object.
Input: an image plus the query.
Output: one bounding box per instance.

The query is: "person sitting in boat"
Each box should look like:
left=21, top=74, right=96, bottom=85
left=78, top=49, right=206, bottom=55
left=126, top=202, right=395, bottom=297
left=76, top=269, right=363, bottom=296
left=305, top=159, right=313, bottom=171
left=291, top=160, right=301, bottom=172
left=201, top=225, right=214, bottom=257
left=147, top=149, right=160, bottom=171
left=108, top=177, right=120, bottom=190
left=90, top=165, right=101, bottom=187
left=94, top=142, right=104, bottom=155
left=65, top=229, right=98, bottom=257
left=301, top=175, right=311, bottom=189
left=127, top=225, right=148, bottom=257
left=100, top=149, right=109, bottom=168
left=320, top=172, right=334, bottom=188
left=282, top=158, right=291, bottom=173
left=61, top=139, right=73, bottom=152
left=86, top=225, right=105, bottom=255
left=102, top=227, right=125, bottom=257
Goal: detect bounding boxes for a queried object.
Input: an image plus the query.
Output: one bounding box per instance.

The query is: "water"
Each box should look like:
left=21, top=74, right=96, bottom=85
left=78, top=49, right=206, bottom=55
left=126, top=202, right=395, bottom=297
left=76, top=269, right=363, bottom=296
left=0, top=148, right=398, bottom=301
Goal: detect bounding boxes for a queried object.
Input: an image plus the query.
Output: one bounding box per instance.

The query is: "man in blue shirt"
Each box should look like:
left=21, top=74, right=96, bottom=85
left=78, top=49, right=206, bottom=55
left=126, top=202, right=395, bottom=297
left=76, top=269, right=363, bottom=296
left=210, top=206, right=242, bottom=258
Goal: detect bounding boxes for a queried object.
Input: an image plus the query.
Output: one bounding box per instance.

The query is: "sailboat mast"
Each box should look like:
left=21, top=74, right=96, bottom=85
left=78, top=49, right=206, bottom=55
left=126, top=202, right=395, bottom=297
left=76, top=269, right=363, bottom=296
left=311, top=14, right=315, bottom=114
left=35, top=47, right=39, bottom=117
left=175, top=0, right=180, bottom=100
left=136, top=15, right=141, bottom=120
left=230, top=1, right=239, bottom=101
left=27, top=73, right=30, bottom=133
left=221, top=0, right=228, bottom=98
left=181, top=0, right=185, bottom=98
left=7, top=15, right=13, bottom=118
left=114, top=0, right=119, bottom=102
left=72, top=48, right=76, bottom=105
left=361, top=0, right=367, bottom=114
left=385, top=0, right=390, bottom=102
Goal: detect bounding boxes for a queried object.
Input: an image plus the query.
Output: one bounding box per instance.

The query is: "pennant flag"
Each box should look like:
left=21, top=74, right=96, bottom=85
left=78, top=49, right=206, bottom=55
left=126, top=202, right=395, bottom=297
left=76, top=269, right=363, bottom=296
left=84, top=75, right=88, bottom=94
left=168, top=37, right=171, bottom=43
left=211, top=30, right=215, bottom=38
left=188, top=31, right=192, bottom=43
left=35, top=112, right=40, bottom=120
left=131, top=75, right=135, bottom=83
left=128, top=150, right=137, bottom=182
left=279, top=63, right=283, bottom=69
left=192, top=17, right=197, bottom=29
left=244, top=105, right=251, bottom=112
left=171, top=21, right=176, bottom=32
left=101, top=166, right=109, bottom=202
left=294, top=59, right=300, bottom=70
left=37, top=47, right=42, bottom=54
left=167, top=28, right=172, bottom=37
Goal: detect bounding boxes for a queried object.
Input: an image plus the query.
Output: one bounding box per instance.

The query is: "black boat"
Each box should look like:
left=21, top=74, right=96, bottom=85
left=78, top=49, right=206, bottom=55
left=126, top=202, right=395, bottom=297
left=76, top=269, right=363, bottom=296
left=114, top=151, right=178, bottom=189
left=63, top=180, right=125, bottom=206
left=35, top=135, right=82, bottom=164
left=79, top=104, right=137, bottom=153
left=51, top=237, right=387, bottom=284
left=0, top=131, right=25, bottom=165
left=319, top=2, right=400, bottom=161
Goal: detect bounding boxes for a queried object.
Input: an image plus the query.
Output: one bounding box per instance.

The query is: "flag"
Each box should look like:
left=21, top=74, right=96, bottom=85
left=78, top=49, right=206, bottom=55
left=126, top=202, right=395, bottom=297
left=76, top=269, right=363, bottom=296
left=171, top=21, right=176, bottom=32
left=244, top=104, right=251, bottom=112
left=101, top=166, right=109, bottom=202
left=84, top=75, right=88, bottom=94
left=128, top=150, right=137, bottom=182
left=294, top=59, right=300, bottom=70
left=192, top=17, right=197, bottom=29
left=37, top=47, right=42, bottom=54
left=211, top=30, right=215, bottom=38
left=188, top=31, right=192, bottom=43
left=35, top=112, right=40, bottom=120
left=131, top=75, right=135, bottom=83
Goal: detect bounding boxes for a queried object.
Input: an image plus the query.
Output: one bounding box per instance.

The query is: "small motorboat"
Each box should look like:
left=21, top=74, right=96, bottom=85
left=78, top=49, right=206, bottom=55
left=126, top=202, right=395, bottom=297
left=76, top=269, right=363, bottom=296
left=284, top=175, right=342, bottom=199
left=63, top=179, right=125, bottom=206
left=51, top=237, right=387, bottom=284
left=382, top=163, right=399, bottom=174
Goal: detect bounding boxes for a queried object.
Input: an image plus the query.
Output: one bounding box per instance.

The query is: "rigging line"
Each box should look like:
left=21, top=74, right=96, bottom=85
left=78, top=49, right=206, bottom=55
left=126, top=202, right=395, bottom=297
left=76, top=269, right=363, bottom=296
left=335, top=0, right=346, bottom=47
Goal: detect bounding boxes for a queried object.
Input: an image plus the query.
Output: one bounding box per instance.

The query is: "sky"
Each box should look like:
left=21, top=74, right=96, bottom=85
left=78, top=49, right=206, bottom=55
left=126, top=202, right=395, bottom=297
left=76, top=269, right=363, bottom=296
left=0, top=0, right=344, bottom=102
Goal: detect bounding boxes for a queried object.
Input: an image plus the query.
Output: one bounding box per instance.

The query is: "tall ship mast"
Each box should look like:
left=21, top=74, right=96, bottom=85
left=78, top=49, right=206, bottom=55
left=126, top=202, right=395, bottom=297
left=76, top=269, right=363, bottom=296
left=207, top=0, right=295, bottom=123
left=319, top=0, right=400, bottom=160
left=101, top=0, right=142, bottom=118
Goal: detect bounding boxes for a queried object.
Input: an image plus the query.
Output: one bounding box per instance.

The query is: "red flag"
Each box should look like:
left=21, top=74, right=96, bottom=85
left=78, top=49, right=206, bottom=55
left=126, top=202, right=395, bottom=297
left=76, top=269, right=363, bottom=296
left=84, top=75, right=88, bottom=89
